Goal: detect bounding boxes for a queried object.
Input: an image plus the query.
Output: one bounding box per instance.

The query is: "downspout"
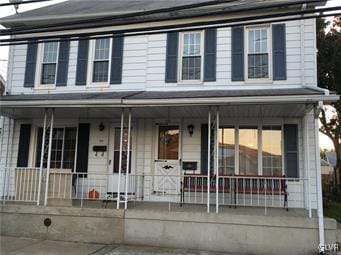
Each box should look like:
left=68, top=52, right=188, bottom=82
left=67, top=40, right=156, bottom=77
left=300, top=4, right=307, bottom=86
left=314, top=101, right=325, bottom=254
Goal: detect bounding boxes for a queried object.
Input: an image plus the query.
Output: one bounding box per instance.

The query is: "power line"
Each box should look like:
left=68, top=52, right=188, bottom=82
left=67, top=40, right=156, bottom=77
left=1, top=5, right=340, bottom=45
left=1, top=11, right=340, bottom=46
left=0, top=0, right=52, bottom=7
left=0, top=0, right=325, bottom=36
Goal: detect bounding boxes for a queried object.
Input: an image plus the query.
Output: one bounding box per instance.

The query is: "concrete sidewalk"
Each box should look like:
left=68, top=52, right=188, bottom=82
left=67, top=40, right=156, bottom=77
left=0, top=236, right=230, bottom=255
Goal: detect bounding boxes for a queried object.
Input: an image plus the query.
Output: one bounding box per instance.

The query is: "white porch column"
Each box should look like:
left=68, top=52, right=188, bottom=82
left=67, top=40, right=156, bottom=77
left=2, top=118, right=14, bottom=205
left=314, top=103, right=325, bottom=253
left=215, top=108, right=220, bottom=214
left=44, top=109, right=54, bottom=206
left=117, top=109, right=124, bottom=209
left=207, top=109, right=211, bottom=213
left=124, top=109, right=132, bottom=210
left=303, top=107, right=312, bottom=218
left=37, top=110, right=47, bottom=206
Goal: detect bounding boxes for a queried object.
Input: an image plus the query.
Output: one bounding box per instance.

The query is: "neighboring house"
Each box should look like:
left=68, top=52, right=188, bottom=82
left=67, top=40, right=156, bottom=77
left=0, top=0, right=339, bottom=254
left=321, top=158, right=334, bottom=193
left=326, top=151, right=340, bottom=187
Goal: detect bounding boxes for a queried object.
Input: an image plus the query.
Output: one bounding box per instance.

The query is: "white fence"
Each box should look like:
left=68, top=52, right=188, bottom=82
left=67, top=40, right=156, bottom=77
left=0, top=168, right=308, bottom=212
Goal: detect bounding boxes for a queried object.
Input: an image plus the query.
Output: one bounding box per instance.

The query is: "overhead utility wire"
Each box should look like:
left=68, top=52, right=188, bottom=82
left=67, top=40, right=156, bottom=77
left=0, top=0, right=323, bottom=36
left=0, top=0, right=51, bottom=7
left=1, top=11, right=340, bottom=46
left=1, top=5, right=340, bottom=46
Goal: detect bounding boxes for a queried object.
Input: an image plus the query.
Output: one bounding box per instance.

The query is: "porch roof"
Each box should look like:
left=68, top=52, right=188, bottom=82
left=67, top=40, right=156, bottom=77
left=0, top=87, right=337, bottom=106
left=1, top=87, right=338, bottom=119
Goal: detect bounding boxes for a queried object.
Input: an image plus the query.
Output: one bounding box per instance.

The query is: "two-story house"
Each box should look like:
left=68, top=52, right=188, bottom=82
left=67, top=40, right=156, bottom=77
left=0, top=0, right=339, bottom=254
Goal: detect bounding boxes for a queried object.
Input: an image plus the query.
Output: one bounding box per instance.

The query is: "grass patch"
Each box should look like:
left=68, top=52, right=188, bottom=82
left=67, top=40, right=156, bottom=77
left=324, top=202, right=341, bottom=223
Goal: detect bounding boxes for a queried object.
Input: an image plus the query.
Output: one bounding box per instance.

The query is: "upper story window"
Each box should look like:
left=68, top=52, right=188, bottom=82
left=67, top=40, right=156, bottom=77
left=180, top=31, right=203, bottom=81
left=92, top=38, right=111, bottom=83
left=41, top=42, right=59, bottom=85
left=246, top=27, right=270, bottom=80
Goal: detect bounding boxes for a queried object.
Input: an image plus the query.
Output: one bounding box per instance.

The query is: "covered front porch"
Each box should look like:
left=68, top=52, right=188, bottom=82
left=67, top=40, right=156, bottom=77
left=1, top=89, right=328, bottom=216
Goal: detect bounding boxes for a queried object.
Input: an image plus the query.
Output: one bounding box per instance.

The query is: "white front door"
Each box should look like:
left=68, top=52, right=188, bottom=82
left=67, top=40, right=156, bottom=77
left=107, top=125, right=133, bottom=194
left=154, top=125, right=181, bottom=194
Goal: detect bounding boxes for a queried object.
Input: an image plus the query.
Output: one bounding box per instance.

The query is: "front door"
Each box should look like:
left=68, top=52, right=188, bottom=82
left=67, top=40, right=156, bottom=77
left=107, top=125, right=132, bottom=194
left=154, top=125, right=181, bottom=194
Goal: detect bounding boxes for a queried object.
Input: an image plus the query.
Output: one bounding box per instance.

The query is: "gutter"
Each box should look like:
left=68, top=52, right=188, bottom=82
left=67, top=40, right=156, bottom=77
left=0, top=94, right=339, bottom=108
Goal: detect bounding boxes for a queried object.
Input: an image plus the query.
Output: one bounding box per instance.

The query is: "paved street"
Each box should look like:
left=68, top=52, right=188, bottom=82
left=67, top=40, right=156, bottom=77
left=0, top=236, right=230, bottom=255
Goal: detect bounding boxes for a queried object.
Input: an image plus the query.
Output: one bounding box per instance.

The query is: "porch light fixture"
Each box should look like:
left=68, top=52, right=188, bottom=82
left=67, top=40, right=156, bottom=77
left=99, top=122, right=105, bottom=131
left=187, top=124, right=195, bottom=137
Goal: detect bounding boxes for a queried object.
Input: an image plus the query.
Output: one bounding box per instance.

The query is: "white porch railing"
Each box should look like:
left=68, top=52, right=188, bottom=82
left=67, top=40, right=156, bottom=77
left=0, top=167, right=40, bottom=203
left=0, top=168, right=308, bottom=213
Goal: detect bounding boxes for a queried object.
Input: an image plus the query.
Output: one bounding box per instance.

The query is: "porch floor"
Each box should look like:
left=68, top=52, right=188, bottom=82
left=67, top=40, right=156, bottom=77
left=68, top=200, right=316, bottom=218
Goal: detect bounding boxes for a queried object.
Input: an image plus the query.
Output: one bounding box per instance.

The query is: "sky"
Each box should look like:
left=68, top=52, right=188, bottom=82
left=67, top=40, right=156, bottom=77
left=0, top=0, right=340, bottom=150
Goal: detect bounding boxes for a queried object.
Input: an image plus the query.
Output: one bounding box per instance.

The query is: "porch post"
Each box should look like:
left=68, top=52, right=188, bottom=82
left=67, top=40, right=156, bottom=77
left=124, top=109, right=132, bottom=210
left=37, top=110, right=47, bottom=206
left=215, top=108, right=220, bottom=213
left=314, top=103, right=325, bottom=253
left=44, top=109, right=54, bottom=206
left=0, top=117, right=5, bottom=202
left=2, top=118, right=13, bottom=204
left=117, top=109, right=124, bottom=209
left=303, top=107, right=312, bottom=218
left=207, top=109, right=211, bottom=213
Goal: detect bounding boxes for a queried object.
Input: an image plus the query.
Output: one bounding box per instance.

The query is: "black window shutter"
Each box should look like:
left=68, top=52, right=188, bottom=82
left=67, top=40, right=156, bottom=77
left=201, top=124, right=208, bottom=174
left=231, top=26, right=244, bottom=81
left=24, top=42, right=38, bottom=87
left=165, top=32, right=178, bottom=83
left=56, top=39, right=70, bottom=86
left=110, top=34, right=124, bottom=84
left=17, top=124, right=31, bottom=167
left=76, top=123, right=90, bottom=174
left=75, top=39, right=89, bottom=85
left=272, top=24, right=287, bottom=80
left=284, top=124, right=299, bottom=178
left=204, top=28, right=217, bottom=82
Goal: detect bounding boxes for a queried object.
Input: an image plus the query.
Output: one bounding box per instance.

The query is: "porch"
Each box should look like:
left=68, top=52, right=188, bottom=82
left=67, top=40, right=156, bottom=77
left=0, top=88, right=336, bottom=215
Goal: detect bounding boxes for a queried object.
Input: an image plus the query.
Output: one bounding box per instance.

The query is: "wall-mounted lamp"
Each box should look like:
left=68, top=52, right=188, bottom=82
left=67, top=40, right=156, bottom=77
left=187, top=124, right=195, bottom=137
left=99, top=122, right=105, bottom=131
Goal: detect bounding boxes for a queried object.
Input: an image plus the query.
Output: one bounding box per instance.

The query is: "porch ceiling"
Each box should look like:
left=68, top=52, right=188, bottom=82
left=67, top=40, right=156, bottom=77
left=0, top=103, right=308, bottom=120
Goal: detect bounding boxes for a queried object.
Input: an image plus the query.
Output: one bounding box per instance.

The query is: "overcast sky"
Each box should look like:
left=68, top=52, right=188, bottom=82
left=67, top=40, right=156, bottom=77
left=0, top=0, right=340, bottom=149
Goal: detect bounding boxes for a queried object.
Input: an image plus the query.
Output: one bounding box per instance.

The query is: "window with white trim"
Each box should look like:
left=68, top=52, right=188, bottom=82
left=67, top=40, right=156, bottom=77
left=92, top=38, right=111, bottom=83
left=180, top=31, right=203, bottom=81
left=217, top=125, right=284, bottom=176
left=41, top=42, right=59, bottom=85
left=246, top=27, right=270, bottom=79
left=35, top=127, right=77, bottom=169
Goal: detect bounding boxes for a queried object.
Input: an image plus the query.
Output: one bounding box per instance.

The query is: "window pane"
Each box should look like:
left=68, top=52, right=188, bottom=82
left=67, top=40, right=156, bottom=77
left=93, top=61, right=109, bottom=82
left=183, top=32, right=201, bottom=56
left=182, top=56, right=201, bottom=80
left=158, top=126, right=179, bottom=160
left=248, top=54, right=269, bottom=79
left=262, top=126, right=282, bottom=176
left=43, top=42, right=58, bottom=62
left=94, top=38, right=110, bottom=60
left=219, top=128, right=235, bottom=175
left=41, top=63, right=57, bottom=84
left=113, top=128, right=132, bottom=173
left=239, top=127, right=258, bottom=175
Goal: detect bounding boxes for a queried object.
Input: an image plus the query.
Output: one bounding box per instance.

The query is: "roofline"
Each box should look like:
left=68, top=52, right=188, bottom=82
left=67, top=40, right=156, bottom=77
left=0, top=0, right=325, bottom=28
left=0, top=94, right=339, bottom=109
